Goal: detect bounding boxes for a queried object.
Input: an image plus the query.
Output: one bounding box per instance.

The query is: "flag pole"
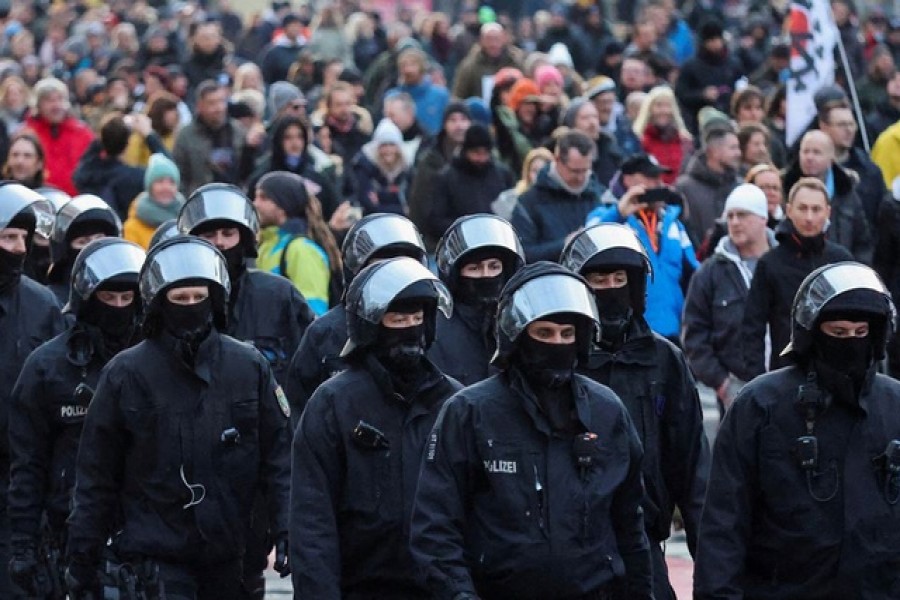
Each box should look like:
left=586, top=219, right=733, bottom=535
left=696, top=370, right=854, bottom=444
left=834, top=27, right=871, bottom=152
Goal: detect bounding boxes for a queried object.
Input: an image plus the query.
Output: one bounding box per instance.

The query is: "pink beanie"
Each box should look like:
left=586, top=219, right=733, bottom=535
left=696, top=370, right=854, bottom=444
left=534, top=65, right=563, bottom=90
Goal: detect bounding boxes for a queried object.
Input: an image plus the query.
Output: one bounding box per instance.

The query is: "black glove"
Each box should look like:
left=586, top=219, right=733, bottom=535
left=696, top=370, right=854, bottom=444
left=273, top=534, right=290, bottom=578
left=65, top=555, right=100, bottom=599
left=9, top=540, right=40, bottom=596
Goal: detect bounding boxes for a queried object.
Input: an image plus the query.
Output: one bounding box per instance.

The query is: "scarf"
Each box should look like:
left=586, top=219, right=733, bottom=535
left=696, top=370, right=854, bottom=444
left=134, top=191, right=186, bottom=227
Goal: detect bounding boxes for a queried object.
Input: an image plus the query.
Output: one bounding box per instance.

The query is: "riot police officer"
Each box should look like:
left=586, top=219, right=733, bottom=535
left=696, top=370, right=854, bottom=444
left=0, top=183, right=65, bottom=598
left=429, top=214, right=525, bottom=385
left=66, top=236, right=291, bottom=600
left=178, top=183, right=315, bottom=385
left=411, top=262, right=652, bottom=600
left=695, top=262, right=900, bottom=598
left=46, top=194, right=122, bottom=305
left=560, top=223, right=709, bottom=599
left=179, top=184, right=314, bottom=599
left=291, top=257, right=460, bottom=598
left=25, top=187, right=70, bottom=284
left=8, top=238, right=145, bottom=598
left=284, top=213, right=427, bottom=425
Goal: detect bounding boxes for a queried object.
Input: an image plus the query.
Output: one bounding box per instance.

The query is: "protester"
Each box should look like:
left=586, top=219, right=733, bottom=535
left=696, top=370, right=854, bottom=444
left=123, top=153, right=185, bottom=250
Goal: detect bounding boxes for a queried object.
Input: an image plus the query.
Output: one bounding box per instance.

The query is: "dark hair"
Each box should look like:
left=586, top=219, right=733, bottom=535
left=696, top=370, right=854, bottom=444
left=99, top=113, right=131, bottom=156
left=195, top=80, right=222, bottom=101
left=730, top=85, right=765, bottom=118
left=766, top=84, right=786, bottom=120
left=2, top=132, right=45, bottom=186
left=271, top=115, right=309, bottom=169
left=146, top=91, right=179, bottom=136
left=817, top=100, right=852, bottom=125
left=555, top=130, right=596, bottom=161
left=737, top=123, right=770, bottom=154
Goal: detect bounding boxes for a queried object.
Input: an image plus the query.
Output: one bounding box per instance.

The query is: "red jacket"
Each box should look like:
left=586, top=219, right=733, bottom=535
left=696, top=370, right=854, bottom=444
left=641, top=125, right=690, bottom=186
left=23, top=114, right=94, bottom=195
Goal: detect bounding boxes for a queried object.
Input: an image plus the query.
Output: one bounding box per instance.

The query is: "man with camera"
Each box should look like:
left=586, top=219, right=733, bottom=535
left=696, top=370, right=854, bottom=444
left=586, top=153, right=699, bottom=345
left=695, top=262, right=900, bottom=597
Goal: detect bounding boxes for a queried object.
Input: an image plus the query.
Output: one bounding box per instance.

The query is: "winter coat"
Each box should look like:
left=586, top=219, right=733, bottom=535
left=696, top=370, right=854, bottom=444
left=349, top=146, right=413, bottom=216
left=291, top=356, right=460, bottom=598
left=674, top=48, right=744, bottom=133
left=426, top=156, right=515, bottom=240
left=841, top=146, right=887, bottom=233
left=72, top=140, right=146, bottom=221
left=782, top=161, right=874, bottom=264
left=739, top=220, right=853, bottom=379
left=261, top=40, right=304, bottom=85
left=510, top=164, right=603, bottom=263
left=866, top=101, right=900, bottom=142
left=183, top=46, right=227, bottom=90
left=675, top=152, right=740, bottom=248
left=872, top=120, right=900, bottom=188
left=407, top=136, right=454, bottom=251
left=640, top=124, right=690, bottom=186
left=695, top=366, right=900, bottom=599
left=683, top=234, right=774, bottom=390
left=388, top=77, right=450, bottom=136
left=588, top=203, right=699, bottom=339
left=452, top=46, right=523, bottom=101
left=171, top=118, right=247, bottom=196
left=22, top=114, right=94, bottom=196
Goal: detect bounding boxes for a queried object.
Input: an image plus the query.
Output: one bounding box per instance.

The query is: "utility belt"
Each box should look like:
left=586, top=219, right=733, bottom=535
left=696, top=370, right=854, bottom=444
left=96, top=553, right=163, bottom=600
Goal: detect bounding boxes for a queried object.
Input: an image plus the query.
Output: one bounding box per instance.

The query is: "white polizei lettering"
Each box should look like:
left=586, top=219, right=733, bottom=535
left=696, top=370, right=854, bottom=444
left=483, top=459, right=518, bottom=474
left=60, top=405, right=88, bottom=418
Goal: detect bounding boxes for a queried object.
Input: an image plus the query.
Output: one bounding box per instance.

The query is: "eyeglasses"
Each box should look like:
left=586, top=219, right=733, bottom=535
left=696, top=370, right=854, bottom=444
left=829, top=120, right=857, bottom=129
left=289, top=103, right=305, bottom=111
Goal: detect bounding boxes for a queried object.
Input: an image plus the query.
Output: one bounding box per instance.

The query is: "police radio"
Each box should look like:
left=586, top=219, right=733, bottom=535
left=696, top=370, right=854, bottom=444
left=793, top=436, right=818, bottom=471
left=573, top=432, right=598, bottom=478
left=874, top=439, right=900, bottom=505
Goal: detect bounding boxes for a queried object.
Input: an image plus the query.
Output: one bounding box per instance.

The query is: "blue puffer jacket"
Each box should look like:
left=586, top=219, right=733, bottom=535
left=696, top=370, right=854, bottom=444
left=586, top=204, right=699, bottom=338
left=388, top=76, right=450, bottom=136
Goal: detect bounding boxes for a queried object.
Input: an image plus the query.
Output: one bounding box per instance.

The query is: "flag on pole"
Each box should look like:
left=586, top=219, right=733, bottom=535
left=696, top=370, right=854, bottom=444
left=786, top=0, right=839, bottom=146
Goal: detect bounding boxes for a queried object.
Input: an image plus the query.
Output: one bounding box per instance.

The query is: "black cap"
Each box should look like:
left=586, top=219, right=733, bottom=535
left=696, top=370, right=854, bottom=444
left=813, top=85, right=848, bottom=111
left=338, top=67, right=363, bottom=85
left=699, top=19, right=725, bottom=42
left=620, top=153, right=672, bottom=177
left=461, top=123, right=493, bottom=152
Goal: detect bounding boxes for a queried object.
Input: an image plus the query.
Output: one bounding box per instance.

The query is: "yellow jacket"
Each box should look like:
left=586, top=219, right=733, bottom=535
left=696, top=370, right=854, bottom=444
left=123, top=199, right=159, bottom=250
left=872, top=121, right=900, bottom=188
left=122, top=131, right=176, bottom=168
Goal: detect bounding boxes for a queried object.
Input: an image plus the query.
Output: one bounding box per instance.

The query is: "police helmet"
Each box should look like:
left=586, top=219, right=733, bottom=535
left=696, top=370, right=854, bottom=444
left=493, top=261, right=600, bottom=368
left=139, top=236, right=231, bottom=331
left=341, top=214, right=427, bottom=287
left=34, top=187, right=71, bottom=214
left=560, top=223, right=652, bottom=314
left=0, top=182, right=54, bottom=244
left=67, top=237, right=145, bottom=316
left=340, top=257, right=452, bottom=358
left=49, top=194, right=122, bottom=266
left=178, top=183, right=260, bottom=258
left=435, top=214, right=525, bottom=293
left=149, top=219, right=181, bottom=249
left=784, top=262, right=896, bottom=360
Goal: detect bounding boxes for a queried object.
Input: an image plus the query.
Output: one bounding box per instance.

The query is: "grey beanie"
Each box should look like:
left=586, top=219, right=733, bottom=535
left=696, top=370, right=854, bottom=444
left=560, top=97, right=590, bottom=128
left=267, top=81, right=305, bottom=117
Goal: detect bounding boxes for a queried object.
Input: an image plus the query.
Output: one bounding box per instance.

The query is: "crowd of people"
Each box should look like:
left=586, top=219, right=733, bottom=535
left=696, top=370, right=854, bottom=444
left=1, top=0, right=900, bottom=598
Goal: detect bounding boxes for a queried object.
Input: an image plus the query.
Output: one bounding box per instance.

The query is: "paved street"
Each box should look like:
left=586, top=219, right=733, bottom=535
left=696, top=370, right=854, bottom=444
left=264, top=385, right=720, bottom=599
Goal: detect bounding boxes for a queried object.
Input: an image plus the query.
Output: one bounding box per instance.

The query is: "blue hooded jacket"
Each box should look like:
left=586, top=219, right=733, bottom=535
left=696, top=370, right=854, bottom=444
left=586, top=203, right=699, bottom=338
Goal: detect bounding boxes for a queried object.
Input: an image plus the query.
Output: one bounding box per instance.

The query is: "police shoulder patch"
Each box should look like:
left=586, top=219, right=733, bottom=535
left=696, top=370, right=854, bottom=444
left=275, top=386, right=290, bottom=418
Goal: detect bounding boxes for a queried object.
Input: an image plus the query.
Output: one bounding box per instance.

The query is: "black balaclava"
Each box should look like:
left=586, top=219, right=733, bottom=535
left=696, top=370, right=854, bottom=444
left=374, top=298, right=428, bottom=376
left=191, top=220, right=249, bottom=287
left=80, top=282, right=140, bottom=356
left=0, top=211, right=33, bottom=293
left=514, top=314, right=580, bottom=390
left=25, top=241, right=51, bottom=284
left=812, top=310, right=881, bottom=405
left=455, top=248, right=507, bottom=307
left=585, top=265, right=637, bottom=349
left=158, top=283, right=214, bottom=363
